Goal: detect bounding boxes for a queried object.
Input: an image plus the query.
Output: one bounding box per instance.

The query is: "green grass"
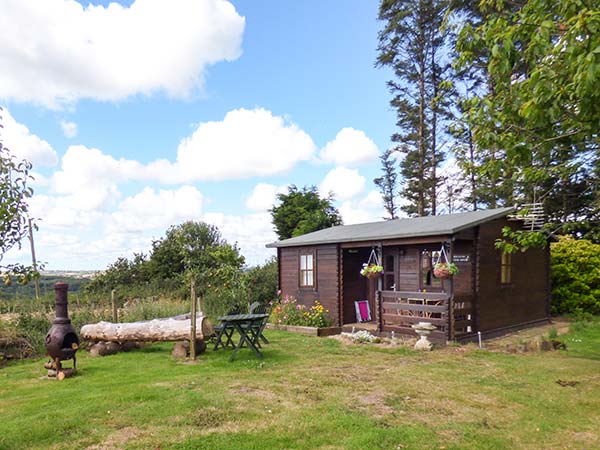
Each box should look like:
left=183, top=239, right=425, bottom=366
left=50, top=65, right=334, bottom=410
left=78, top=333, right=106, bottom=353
left=1, top=324, right=600, bottom=450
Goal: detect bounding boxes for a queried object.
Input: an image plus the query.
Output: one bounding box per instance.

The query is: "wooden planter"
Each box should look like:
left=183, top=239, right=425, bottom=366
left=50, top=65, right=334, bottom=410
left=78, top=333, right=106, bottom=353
left=266, top=323, right=342, bottom=337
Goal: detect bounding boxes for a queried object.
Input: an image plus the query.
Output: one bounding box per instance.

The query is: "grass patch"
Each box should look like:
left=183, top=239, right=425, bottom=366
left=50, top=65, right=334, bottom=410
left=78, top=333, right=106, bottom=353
left=0, top=325, right=599, bottom=450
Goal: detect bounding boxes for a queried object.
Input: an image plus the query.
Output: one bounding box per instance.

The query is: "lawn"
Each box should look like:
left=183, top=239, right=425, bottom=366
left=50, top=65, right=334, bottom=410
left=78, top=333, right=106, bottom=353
left=1, top=324, right=599, bottom=450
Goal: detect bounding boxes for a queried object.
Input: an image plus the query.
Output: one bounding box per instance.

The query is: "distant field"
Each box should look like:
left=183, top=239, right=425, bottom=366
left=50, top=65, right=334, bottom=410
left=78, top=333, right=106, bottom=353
left=0, top=273, right=95, bottom=300
left=0, top=322, right=599, bottom=449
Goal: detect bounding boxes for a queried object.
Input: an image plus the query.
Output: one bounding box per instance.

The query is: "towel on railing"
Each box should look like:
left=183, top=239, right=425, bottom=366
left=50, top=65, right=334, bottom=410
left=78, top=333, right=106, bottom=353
left=354, top=300, right=371, bottom=322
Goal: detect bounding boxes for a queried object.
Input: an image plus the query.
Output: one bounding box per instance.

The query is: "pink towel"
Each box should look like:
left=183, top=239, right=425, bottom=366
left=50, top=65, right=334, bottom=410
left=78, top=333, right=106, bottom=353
left=358, top=301, right=370, bottom=321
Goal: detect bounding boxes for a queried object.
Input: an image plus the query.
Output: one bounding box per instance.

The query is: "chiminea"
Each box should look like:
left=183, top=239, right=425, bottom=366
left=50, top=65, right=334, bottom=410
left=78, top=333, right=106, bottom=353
left=45, top=282, right=79, bottom=371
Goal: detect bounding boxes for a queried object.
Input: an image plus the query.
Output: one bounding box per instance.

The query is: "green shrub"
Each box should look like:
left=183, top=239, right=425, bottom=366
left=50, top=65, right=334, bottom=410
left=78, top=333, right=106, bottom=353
left=16, top=312, right=51, bottom=356
left=121, top=297, right=190, bottom=322
left=245, top=257, right=278, bottom=306
left=551, top=236, right=600, bottom=315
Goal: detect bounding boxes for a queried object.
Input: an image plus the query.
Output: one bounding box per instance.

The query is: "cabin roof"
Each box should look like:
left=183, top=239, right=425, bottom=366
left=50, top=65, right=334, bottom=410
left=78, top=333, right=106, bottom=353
left=266, top=207, right=514, bottom=248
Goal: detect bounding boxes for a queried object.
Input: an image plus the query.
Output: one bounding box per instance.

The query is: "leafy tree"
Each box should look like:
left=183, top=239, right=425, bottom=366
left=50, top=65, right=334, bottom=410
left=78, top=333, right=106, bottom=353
left=245, top=257, right=278, bottom=305
left=456, top=0, right=600, bottom=233
left=85, top=221, right=246, bottom=311
left=374, top=149, right=400, bottom=219
left=551, top=236, right=600, bottom=316
left=149, top=221, right=244, bottom=283
left=270, top=186, right=342, bottom=240
left=377, top=0, right=452, bottom=216
left=0, top=106, right=38, bottom=285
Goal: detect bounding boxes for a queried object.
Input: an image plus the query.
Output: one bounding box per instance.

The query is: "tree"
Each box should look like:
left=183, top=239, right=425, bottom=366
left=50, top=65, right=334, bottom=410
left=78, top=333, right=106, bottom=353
left=374, top=149, right=400, bottom=219
left=270, top=186, right=342, bottom=240
left=377, top=0, right=452, bottom=216
left=456, top=0, right=600, bottom=236
left=245, top=257, right=278, bottom=305
left=0, top=106, right=38, bottom=285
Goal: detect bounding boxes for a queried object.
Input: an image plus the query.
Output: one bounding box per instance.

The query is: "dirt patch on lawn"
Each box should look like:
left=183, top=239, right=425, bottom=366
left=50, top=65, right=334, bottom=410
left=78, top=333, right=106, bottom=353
left=85, top=426, right=145, bottom=450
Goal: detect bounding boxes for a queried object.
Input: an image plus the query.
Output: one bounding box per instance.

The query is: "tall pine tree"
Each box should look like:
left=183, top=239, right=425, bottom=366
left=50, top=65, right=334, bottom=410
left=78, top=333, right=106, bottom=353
left=374, top=148, right=399, bottom=219
left=377, top=0, right=452, bottom=216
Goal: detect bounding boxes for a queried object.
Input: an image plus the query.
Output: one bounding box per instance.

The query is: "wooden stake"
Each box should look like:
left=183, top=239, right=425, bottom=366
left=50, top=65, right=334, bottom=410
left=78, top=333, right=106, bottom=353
left=111, top=289, right=118, bottom=322
left=190, top=278, right=197, bottom=360
left=27, top=216, right=41, bottom=300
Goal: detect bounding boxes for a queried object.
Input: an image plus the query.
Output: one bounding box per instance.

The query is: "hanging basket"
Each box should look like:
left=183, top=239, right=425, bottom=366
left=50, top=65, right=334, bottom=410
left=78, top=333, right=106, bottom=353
left=364, top=268, right=383, bottom=280
left=433, top=264, right=453, bottom=279
left=360, top=249, right=384, bottom=279
left=433, top=246, right=459, bottom=280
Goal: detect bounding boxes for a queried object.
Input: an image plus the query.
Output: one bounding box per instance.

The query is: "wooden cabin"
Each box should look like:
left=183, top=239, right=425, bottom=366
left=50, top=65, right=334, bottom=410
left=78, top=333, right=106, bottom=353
left=266, top=207, right=550, bottom=342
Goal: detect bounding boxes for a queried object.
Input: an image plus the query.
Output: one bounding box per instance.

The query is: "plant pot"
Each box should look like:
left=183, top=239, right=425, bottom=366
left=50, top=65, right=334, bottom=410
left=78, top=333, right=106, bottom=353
left=364, top=271, right=382, bottom=280
left=433, top=267, right=452, bottom=279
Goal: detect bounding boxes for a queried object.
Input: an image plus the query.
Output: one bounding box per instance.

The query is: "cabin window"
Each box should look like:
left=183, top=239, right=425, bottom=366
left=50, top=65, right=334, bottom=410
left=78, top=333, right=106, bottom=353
left=500, top=252, right=512, bottom=284
left=299, top=252, right=315, bottom=287
left=421, top=250, right=442, bottom=289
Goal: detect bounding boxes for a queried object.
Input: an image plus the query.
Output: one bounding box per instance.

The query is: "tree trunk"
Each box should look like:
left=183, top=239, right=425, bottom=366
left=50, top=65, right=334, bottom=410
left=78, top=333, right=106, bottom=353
left=80, top=314, right=213, bottom=342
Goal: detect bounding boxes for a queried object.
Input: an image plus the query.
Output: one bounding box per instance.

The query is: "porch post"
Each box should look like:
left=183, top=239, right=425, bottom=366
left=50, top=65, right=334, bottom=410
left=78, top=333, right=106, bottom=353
left=447, top=239, right=455, bottom=342
left=377, top=242, right=383, bottom=332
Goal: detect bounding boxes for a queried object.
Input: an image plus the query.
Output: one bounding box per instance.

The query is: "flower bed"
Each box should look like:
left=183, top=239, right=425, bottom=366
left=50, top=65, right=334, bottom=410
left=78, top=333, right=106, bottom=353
left=271, top=296, right=334, bottom=328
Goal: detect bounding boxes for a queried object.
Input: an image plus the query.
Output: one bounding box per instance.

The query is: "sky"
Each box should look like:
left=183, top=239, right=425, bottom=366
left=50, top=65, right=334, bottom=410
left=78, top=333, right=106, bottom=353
left=1, top=0, right=398, bottom=270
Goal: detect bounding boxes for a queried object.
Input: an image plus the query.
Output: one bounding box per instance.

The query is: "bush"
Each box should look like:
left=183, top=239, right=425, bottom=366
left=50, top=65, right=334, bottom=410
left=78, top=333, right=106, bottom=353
left=271, top=296, right=334, bottom=328
left=245, top=257, right=278, bottom=306
left=121, top=297, right=190, bottom=322
left=551, top=236, right=600, bottom=315
left=15, top=312, right=51, bottom=356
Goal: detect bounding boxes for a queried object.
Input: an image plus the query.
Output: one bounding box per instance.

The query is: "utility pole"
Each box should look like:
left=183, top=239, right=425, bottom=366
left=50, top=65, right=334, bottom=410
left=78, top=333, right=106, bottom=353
left=27, top=216, right=40, bottom=300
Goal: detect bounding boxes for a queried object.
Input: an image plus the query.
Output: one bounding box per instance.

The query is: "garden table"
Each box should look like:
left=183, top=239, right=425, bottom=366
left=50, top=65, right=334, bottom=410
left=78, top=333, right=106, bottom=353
left=213, top=313, right=269, bottom=361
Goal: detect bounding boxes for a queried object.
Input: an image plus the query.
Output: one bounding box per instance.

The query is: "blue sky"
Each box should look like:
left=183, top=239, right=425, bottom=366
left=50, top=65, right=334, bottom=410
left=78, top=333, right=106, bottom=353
left=1, top=0, right=397, bottom=270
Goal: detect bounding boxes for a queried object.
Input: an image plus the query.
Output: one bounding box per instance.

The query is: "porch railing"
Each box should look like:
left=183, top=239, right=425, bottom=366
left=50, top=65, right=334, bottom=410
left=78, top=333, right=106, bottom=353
left=377, top=290, right=450, bottom=341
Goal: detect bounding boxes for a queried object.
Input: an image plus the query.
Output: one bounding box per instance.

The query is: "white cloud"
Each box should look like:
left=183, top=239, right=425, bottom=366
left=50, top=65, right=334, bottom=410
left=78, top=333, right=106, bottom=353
left=110, top=186, right=204, bottom=233
left=203, top=212, right=276, bottom=265
left=319, top=167, right=366, bottom=201
left=0, top=107, right=58, bottom=166
left=161, top=108, right=316, bottom=182
left=245, top=183, right=287, bottom=211
left=338, top=191, right=386, bottom=225
left=51, top=145, right=142, bottom=194
left=0, top=0, right=245, bottom=108
left=60, top=120, right=78, bottom=138
left=319, top=127, right=379, bottom=167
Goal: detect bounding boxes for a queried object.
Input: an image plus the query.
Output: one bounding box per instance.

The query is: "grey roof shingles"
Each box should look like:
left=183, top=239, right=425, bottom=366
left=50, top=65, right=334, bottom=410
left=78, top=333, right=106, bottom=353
left=266, top=207, right=514, bottom=248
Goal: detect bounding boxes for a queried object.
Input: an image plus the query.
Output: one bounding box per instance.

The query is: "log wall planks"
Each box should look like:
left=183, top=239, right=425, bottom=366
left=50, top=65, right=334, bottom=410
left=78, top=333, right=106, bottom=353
left=476, top=218, right=549, bottom=332
left=279, top=245, right=341, bottom=326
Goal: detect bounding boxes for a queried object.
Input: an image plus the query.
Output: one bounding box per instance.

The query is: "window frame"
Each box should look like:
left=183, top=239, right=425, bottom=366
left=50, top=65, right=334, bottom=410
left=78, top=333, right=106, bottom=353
left=500, top=251, right=512, bottom=285
left=298, top=249, right=316, bottom=289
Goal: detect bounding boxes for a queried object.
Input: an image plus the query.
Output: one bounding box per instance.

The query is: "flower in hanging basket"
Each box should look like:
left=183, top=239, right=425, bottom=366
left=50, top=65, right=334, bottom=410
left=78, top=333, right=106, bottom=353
left=360, top=263, right=384, bottom=279
left=433, top=262, right=459, bottom=279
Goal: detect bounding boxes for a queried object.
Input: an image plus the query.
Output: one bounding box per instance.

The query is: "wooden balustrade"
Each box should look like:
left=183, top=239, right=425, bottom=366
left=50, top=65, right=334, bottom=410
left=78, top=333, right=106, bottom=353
left=378, top=290, right=450, bottom=341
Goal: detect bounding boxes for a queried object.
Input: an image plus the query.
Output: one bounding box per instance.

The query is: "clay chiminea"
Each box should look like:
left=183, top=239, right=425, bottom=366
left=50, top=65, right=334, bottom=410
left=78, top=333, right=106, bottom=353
left=45, top=282, right=79, bottom=373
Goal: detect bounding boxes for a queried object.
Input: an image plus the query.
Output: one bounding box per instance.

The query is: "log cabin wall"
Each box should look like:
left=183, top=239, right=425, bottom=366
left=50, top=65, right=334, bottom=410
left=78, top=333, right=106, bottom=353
left=279, top=245, right=340, bottom=326
left=477, top=218, right=549, bottom=332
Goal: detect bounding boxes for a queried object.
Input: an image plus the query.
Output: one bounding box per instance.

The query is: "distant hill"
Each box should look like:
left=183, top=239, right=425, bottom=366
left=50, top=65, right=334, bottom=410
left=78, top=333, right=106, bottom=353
left=0, top=271, right=98, bottom=300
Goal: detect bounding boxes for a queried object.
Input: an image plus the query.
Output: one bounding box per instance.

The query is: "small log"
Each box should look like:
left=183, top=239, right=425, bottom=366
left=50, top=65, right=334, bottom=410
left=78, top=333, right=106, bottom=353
left=172, top=341, right=188, bottom=359
left=44, top=361, right=57, bottom=370
left=89, top=341, right=120, bottom=357
left=57, top=368, right=75, bottom=380
left=80, top=314, right=213, bottom=342
left=47, top=369, right=57, bottom=377
left=172, top=339, right=207, bottom=359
